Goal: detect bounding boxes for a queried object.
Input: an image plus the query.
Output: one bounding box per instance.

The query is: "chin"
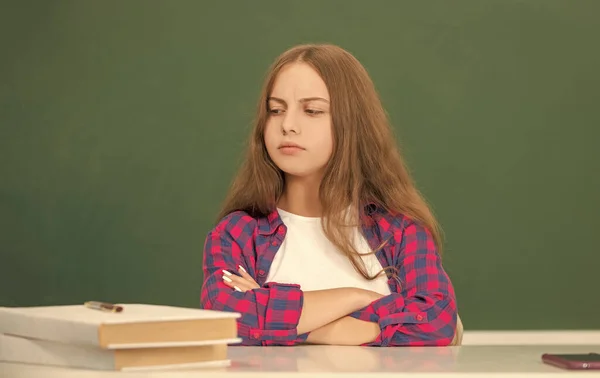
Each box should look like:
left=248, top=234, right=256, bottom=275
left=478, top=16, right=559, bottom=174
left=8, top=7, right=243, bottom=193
left=276, top=163, right=321, bottom=178
left=280, top=169, right=315, bottom=178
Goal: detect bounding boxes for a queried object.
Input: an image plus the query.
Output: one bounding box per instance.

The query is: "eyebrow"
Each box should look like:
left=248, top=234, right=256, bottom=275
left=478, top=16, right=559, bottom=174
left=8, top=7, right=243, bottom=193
left=268, top=96, right=330, bottom=105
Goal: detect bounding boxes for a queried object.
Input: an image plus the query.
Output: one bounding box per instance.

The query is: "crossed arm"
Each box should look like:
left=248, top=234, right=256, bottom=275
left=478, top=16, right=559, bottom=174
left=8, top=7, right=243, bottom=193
left=222, top=265, right=383, bottom=345
left=201, top=216, right=457, bottom=346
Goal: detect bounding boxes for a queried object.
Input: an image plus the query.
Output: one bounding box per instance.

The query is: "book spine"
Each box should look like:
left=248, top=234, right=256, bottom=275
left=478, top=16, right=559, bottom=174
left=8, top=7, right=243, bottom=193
left=0, top=311, right=100, bottom=347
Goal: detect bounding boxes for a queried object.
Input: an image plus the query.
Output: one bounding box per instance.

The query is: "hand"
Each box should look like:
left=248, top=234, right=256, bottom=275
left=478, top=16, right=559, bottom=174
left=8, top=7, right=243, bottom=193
left=221, top=265, right=259, bottom=292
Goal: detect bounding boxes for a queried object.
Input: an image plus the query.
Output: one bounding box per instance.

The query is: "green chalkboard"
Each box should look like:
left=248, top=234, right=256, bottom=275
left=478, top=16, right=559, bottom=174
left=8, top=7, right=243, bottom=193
left=1, top=0, right=599, bottom=330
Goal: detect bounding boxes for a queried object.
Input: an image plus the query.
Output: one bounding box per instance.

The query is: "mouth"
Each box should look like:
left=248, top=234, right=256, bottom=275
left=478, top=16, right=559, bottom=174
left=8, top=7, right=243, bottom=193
left=278, top=142, right=305, bottom=155
left=278, top=142, right=305, bottom=150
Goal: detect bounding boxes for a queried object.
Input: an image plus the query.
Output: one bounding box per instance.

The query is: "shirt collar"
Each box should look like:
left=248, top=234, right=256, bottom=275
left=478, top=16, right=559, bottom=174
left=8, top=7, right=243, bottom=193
left=257, top=208, right=283, bottom=236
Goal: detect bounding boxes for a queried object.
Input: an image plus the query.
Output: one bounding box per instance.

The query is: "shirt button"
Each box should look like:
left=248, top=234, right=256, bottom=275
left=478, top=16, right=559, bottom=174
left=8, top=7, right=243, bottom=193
left=252, top=331, right=260, bottom=339
left=416, top=314, right=423, bottom=321
left=258, top=270, right=266, bottom=277
left=271, top=241, right=279, bottom=246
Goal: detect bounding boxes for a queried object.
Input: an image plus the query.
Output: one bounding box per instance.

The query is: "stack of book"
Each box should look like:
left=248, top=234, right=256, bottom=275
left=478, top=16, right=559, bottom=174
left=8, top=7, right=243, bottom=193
left=0, top=303, right=241, bottom=371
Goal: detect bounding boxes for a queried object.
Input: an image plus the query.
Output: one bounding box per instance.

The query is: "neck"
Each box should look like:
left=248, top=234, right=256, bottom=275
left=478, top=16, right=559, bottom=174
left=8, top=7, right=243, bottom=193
left=278, top=174, right=323, bottom=217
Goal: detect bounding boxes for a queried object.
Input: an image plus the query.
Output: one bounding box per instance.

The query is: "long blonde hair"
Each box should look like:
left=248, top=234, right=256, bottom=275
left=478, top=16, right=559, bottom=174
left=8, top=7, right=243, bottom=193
left=218, top=44, right=442, bottom=279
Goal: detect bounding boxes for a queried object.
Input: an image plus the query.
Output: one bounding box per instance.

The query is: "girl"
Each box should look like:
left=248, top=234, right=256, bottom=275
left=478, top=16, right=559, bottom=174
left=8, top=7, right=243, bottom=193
left=201, top=44, right=459, bottom=346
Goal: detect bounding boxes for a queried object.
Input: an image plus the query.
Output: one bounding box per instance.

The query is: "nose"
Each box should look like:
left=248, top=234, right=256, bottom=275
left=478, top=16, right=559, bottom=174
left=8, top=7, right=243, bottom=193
left=281, top=110, right=299, bottom=135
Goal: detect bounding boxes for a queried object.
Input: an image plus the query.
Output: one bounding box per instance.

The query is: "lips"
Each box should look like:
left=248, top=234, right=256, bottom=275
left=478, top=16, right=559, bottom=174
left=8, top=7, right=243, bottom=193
left=278, top=142, right=305, bottom=155
left=278, top=142, right=304, bottom=150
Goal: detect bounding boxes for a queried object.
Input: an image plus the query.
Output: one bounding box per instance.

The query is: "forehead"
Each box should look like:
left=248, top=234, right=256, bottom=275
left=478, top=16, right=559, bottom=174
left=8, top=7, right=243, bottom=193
left=270, top=63, right=330, bottom=100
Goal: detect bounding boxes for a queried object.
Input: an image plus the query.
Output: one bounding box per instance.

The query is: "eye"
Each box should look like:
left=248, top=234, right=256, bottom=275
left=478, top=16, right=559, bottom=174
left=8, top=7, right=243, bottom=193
left=305, top=109, right=324, bottom=115
left=269, top=108, right=285, bottom=115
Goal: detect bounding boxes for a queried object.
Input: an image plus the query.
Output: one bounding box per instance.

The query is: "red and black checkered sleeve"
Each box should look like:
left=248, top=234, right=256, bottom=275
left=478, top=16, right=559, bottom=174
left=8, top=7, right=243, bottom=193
left=365, top=220, right=458, bottom=346
left=200, top=212, right=306, bottom=346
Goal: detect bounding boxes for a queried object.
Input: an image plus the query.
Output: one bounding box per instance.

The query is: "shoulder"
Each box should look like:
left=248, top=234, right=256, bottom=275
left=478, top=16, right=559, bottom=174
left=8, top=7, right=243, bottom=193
left=203, top=211, right=261, bottom=255
left=209, top=210, right=261, bottom=242
left=213, top=210, right=259, bottom=233
left=371, top=207, right=434, bottom=246
left=204, top=209, right=280, bottom=254
left=203, top=211, right=264, bottom=264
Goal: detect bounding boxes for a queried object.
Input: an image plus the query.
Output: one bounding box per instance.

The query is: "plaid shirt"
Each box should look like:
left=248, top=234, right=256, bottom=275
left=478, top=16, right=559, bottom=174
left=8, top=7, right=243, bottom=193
left=201, top=204, right=457, bottom=346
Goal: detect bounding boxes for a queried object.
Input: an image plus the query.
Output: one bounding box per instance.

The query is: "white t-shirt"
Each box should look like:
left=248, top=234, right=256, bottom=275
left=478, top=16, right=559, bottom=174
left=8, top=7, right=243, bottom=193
left=266, top=208, right=392, bottom=295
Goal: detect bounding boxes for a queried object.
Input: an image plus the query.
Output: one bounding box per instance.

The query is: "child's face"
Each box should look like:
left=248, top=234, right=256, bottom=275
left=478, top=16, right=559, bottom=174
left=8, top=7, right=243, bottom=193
left=264, top=63, right=333, bottom=179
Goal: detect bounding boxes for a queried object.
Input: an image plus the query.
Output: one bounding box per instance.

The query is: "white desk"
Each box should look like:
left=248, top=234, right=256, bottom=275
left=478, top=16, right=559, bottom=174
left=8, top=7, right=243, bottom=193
left=2, top=344, right=600, bottom=377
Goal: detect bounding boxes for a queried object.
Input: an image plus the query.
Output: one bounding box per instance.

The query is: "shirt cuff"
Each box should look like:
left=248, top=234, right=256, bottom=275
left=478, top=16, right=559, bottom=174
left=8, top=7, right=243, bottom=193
left=253, top=282, right=305, bottom=345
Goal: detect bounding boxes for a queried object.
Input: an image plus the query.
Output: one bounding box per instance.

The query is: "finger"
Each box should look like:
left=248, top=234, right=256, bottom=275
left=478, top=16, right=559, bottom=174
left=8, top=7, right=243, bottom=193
left=222, top=275, right=245, bottom=292
left=222, top=270, right=254, bottom=292
left=237, top=266, right=259, bottom=288
left=223, top=269, right=257, bottom=289
left=222, top=269, right=248, bottom=284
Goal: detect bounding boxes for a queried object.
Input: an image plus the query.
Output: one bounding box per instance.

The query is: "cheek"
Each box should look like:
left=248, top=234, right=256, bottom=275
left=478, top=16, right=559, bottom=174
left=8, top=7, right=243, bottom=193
left=311, top=124, right=334, bottom=162
left=316, top=121, right=334, bottom=151
left=263, top=120, right=278, bottom=149
left=321, top=140, right=334, bottom=162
